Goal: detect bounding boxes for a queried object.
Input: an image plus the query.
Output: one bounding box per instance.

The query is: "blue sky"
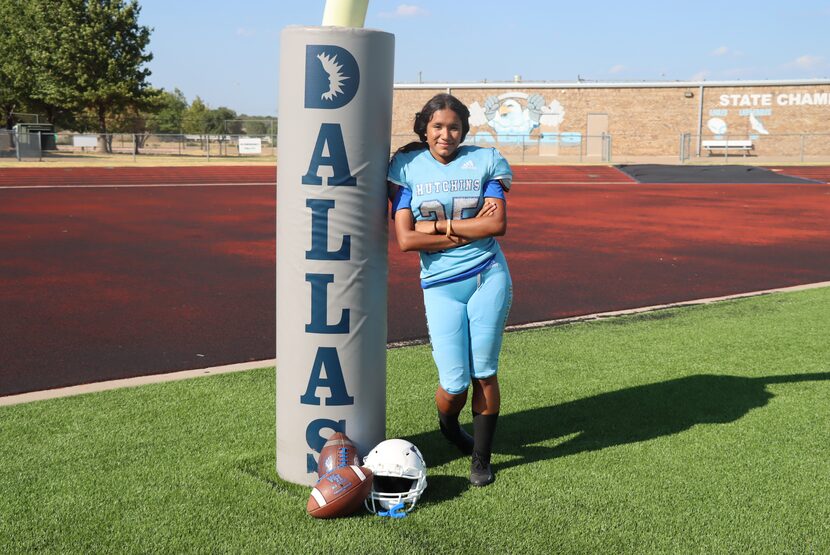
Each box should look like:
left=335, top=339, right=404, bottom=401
left=138, top=0, right=830, bottom=116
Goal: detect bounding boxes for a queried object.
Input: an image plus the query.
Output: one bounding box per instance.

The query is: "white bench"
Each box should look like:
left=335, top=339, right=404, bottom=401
left=702, top=139, right=754, bottom=156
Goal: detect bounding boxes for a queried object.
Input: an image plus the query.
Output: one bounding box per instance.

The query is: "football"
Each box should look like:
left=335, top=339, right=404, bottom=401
left=317, top=432, right=360, bottom=477
left=306, top=465, right=373, bottom=519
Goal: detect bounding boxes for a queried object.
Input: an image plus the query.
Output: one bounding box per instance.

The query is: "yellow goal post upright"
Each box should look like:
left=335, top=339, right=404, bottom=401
left=275, top=0, right=394, bottom=485
left=322, top=0, right=369, bottom=27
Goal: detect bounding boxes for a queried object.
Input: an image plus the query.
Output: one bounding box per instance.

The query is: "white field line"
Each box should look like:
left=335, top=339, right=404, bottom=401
left=0, top=181, right=587, bottom=190
left=0, top=182, right=275, bottom=190
left=0, top=360, right=275, bottom=407
left=387, top=280, right=830, bottom=346
left=514, top=181, right=634, bottom=185
left=2, top=282, right=829, bottom=407
left=515, top=181, right=828, bottom=186
left=4, top=181, right=825, bottom=190
left=503, top=280, right=830, bottom=332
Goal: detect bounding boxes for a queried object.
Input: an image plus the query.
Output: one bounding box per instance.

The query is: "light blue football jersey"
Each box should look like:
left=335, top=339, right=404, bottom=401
left=388, top=145, right=513, bottom=285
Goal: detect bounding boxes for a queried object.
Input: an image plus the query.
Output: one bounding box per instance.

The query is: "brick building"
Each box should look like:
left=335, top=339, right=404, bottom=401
left=392, top=79, right=830, bottom=162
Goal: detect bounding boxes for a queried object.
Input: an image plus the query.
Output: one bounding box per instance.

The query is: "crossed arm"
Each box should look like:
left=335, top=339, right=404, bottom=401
left=393, top=195, right=507, bottom=253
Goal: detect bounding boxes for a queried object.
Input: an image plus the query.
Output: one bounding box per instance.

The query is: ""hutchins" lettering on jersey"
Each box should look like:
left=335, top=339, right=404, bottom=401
left=415, top=179, right=481, bottom=196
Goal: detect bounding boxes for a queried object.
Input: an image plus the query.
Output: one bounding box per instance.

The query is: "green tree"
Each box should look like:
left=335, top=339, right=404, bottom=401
left=146, top=88, right=188, bottom=134
left=23, top=1, right=83, bottom=127
left=0, top=0, right=34, bottom=128
left=104, top=87, right=163, bottom=151
left=205, top=106, right=239, bottom=135
left=25, top=0, right=154, bottom=151
left=243, top=119, right=267, bottom=135
left=238, top=117, right=277, bottom=136
left=182, top=96, right=209, bottom=135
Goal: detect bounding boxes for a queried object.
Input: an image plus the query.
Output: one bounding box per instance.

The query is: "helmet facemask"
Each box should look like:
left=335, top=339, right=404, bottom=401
left=362, top=439, right=427, bottom=513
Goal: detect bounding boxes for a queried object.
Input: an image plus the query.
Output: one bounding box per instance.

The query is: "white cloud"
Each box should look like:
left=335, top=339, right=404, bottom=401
left=236, top=27, right=256, bottom=37
left=792, top=54, right=823, bottom=69
left=608, top=64, right=626, bottom=74
left=379, top=4, right=429, bottom=18
left=691, top=70, right=709, bottom=81
left=710, top=46, right=743, bottom=58
left=397, top=4, right=426, bottom=16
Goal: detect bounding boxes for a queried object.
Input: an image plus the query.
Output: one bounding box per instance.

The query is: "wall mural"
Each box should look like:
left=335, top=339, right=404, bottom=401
left=461, top=88, right=826, bottom=149
left=707, top=91, right=828, bottom=139
left=706, top=109, right=769, bottom=139
left=467, top=92, right=577, bottom=155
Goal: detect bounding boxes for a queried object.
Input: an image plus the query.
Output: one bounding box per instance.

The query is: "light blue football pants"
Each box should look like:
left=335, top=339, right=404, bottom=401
left=423, top=251, right=513, bottom=395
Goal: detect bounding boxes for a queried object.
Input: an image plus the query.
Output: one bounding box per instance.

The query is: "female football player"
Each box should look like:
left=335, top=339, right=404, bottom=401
left=388, top=93, right=512, bottom=487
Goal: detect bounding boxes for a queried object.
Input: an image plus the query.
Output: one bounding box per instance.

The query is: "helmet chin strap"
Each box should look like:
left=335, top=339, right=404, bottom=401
left=377, top=502, right=408, bottom=518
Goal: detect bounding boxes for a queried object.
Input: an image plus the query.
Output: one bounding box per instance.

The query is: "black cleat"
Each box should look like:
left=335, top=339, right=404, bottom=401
left=470, top=451, right=494, bottom=487
left=439, top=420, right=475, bottom=455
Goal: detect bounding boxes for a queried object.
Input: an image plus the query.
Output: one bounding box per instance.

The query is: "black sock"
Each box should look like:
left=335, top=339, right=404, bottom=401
left=438, top=409, right=461, bottom=433
left=438, top=410, right=474, bottom=454
left=472, top=411, right=499, bottom=461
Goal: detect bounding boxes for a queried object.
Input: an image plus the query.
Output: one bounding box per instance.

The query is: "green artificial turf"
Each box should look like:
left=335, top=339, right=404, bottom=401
left=2, top=287, right=829, bottom=553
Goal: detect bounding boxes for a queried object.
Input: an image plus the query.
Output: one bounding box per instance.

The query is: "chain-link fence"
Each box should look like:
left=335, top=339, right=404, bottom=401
left=56, top=133, right=279, bottom=159
left=0, top=129, right=17, bottom=158
left=391, top=132, right=829, bottom=164
left=391, top=134, right=613, bottom=164
left=3, top=129, right=829, bottom=164
left=0, top=128, right=48, bottom=160
left=680, top=133, right=830, bottom=164
left=0, top=131, right=279, bottom=161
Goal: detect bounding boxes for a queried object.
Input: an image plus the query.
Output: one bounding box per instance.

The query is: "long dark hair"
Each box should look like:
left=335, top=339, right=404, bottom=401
left=395, top=93, right=471, bottom=155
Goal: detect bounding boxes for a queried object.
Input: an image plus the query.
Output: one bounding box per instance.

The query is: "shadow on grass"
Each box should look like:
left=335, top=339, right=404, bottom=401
left=251, top=373, right=830, bottom=509
left=407, top=372, right=830, bottom=474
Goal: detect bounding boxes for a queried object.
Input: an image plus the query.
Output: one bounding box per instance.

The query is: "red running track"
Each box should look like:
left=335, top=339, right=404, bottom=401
left=765, top=166, right=830, bottom=183
left=511, top=165, right=634, bottom=183
left=0, top=165, right=275, bottom=187
left=1, top=166, right=829, bottom=396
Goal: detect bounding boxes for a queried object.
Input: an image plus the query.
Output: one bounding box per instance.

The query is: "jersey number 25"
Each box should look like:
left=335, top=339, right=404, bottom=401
left=419, top=197, right=480, bottom=221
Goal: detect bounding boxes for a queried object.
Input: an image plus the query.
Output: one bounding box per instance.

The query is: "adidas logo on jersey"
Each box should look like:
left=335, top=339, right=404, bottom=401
left=461, top=160, right=476, bottom=169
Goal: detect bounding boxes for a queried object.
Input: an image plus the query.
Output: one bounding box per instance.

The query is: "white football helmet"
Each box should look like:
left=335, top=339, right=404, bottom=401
left=363, top=439, right=427, bottom=513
